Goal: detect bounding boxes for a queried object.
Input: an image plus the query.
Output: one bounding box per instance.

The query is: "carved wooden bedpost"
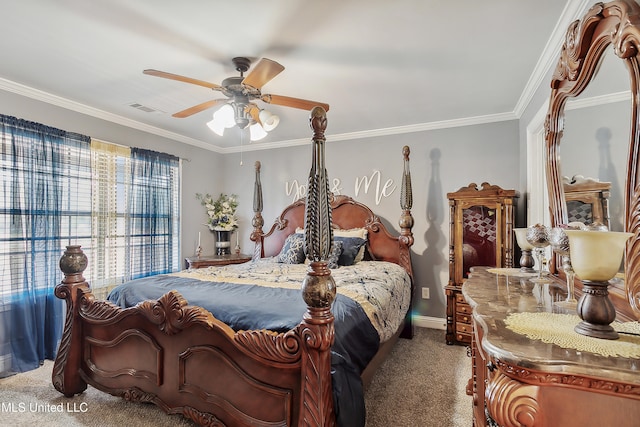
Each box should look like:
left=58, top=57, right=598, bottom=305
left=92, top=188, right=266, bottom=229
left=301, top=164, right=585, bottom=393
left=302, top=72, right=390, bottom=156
left=251, top=160, right=265, bottom=260
left=52, top=245, right=90, bottom=397
left=399, top=145, right=414, bottom=278
left=399, top=145, right=415, bottom=338
left=300, top=106, right=336, bottom=426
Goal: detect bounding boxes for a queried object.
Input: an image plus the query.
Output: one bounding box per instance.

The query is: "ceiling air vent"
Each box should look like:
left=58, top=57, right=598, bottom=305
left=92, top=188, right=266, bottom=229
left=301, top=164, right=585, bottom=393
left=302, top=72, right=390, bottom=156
left=128, top=102, right=164, bottom=113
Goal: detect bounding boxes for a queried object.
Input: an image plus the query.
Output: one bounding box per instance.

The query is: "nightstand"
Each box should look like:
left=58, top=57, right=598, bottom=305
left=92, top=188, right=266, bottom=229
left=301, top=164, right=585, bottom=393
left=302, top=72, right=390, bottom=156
left=185, top=253, right=252, bottom=269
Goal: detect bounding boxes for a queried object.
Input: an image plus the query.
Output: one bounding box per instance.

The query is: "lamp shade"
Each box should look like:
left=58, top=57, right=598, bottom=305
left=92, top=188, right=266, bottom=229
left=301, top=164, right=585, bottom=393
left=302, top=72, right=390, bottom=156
left=206, top=118, right=226, bottom=136
left=249, top=122, right=268, bottom=141
left=564, top=230, right=632, bottom=281
left=258, top=110, right=280, bottom=131
left=514, top=228, right=534, bottom=251
left=214, top=104, right=235, bottom=128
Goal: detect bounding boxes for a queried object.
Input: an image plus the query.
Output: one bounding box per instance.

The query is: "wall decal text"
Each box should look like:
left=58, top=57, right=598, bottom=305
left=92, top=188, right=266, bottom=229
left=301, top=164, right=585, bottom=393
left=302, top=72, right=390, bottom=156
left=286, top=170, right=395, bottom=205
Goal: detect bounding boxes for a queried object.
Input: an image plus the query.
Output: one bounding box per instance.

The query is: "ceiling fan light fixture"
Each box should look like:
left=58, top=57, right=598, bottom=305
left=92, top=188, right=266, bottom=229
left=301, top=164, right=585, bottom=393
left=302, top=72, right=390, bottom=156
left=258, top=109, right=279, bottom=132
left=214, top=104, right=236, bottom=128
left=249, top=122, right=268, bottom=141
left=206, top=118, right=226, bottom=136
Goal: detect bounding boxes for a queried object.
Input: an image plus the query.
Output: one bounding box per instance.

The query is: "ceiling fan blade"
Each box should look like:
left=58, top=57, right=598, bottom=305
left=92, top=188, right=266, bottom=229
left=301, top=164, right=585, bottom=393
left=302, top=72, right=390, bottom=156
left=261, top=94, right=330, bottom=112
left=172, top=99, right=228, bottom=118
left=242, top=58, right=285, bottom=90
left=143, top=69, right=223, bottom=90
left=245, top=104, right=261, bottom=123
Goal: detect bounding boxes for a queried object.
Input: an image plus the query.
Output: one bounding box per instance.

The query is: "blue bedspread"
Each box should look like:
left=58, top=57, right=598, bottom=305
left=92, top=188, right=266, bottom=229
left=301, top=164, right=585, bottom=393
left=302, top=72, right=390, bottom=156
left=107, top=272, right=380, bottom=426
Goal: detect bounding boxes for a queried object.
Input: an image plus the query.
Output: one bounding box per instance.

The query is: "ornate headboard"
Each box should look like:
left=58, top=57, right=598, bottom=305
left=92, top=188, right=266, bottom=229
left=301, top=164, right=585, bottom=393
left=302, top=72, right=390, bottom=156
left=249, top=148, right=415, bottom=280
left=545, top=0, right=640, bottom=319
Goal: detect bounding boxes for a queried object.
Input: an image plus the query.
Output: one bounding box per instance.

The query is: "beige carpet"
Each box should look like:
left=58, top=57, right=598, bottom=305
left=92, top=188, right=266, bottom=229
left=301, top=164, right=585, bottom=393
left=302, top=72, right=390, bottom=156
left=0, top=327, right=472, bottom=426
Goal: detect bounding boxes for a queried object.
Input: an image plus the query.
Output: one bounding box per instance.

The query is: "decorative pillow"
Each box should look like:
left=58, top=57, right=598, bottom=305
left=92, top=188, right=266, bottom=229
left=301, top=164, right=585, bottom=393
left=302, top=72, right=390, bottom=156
left=335, top=236, right=367, bottom=266
left=334, top=228, right=368, bottom=263
left=333, top=227, right=368, bottom=239
left=276, top=233, right=306, bottom=264
left=327, top=240, right=343, bottom=269
left=293, top=227, right=368, bottom=265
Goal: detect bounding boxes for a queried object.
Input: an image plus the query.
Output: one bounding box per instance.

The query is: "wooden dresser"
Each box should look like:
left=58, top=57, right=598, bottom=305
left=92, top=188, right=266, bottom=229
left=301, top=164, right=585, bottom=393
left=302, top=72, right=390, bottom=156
left=445, top=182, right=517, bottom=345
left=463, top=267, right=640, bottom=427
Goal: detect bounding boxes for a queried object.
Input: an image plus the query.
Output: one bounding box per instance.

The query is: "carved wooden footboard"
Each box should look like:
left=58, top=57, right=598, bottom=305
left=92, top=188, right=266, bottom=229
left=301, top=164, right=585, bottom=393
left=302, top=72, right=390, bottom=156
left=53, top=263, right=319, bottom=426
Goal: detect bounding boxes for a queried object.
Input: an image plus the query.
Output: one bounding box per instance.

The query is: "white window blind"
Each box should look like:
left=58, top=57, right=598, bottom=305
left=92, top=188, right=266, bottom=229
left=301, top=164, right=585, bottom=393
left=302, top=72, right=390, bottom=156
left=89, top=140, right=131, bottom=293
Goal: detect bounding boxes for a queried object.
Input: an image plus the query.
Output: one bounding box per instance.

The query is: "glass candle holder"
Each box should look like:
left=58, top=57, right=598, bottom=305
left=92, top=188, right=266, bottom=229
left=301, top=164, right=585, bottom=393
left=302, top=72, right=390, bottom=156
left=548, top=226, right=577, bottom=308
left=526, top=224, right=550, bottom=283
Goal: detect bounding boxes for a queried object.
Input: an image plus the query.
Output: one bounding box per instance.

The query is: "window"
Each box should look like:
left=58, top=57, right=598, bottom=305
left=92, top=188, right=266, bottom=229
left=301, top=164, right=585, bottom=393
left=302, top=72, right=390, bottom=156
left=0, top=115, right=180, bottom=376
left=88, top=142, right=181, bottom=297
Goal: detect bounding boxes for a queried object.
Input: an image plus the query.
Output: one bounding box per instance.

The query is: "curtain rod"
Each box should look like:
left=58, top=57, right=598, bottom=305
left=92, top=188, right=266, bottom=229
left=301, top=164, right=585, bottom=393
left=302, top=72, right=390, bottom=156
left=91, top=137, right=190, bottom=162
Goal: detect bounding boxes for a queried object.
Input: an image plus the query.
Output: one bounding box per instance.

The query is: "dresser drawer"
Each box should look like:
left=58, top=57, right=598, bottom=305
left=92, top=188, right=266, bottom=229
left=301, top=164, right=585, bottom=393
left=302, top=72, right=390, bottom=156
left=456, top=312, right=472, bottom=325
left=456, top=321, right=473, bottom=335
left=455, top=292, right=467, bottom=304
left=456, top=332, right=472, bottom=344
left=456, top=302, right=472, bottom=315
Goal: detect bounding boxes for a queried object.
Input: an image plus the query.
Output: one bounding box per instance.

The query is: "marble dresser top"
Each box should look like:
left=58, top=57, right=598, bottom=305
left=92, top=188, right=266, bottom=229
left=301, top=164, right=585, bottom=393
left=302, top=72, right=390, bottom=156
left=462, top=267, right=640, bottom=385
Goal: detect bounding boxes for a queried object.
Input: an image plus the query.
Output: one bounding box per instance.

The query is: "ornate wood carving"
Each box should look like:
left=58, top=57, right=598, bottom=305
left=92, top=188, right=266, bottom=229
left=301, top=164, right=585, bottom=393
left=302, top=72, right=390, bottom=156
left=251, top=160, right=264, bottom=261
left=137, top=292, right=217, bottom=335
left=545, top=0, right=640, bottom=319
left=494, top=358, right=640, bottom=400
left=399, top=145, right=415, bottom=278
left=300, top=106, right=336, bottom=426
left=182, top=406, right=226, bottom=427
left=234, top=329, right=301, bottom=363
left=485, top=371, right=543, bottom=427
left=53, top=245, right=90, bottom=396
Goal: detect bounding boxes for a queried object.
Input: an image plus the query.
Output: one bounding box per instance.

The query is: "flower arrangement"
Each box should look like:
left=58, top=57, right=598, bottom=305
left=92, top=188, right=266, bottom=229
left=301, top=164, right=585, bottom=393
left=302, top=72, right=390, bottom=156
left=196, top=192, right=238, bottom=231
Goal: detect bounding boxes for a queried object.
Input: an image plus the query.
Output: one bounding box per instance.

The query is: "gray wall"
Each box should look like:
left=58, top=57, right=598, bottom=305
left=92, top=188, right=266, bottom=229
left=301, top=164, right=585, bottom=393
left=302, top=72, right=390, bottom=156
left=562, top=101, right=629, bottom=232
left=223, top=120, right=522, bottom=319
left=0, top=89, right=522, bottom=321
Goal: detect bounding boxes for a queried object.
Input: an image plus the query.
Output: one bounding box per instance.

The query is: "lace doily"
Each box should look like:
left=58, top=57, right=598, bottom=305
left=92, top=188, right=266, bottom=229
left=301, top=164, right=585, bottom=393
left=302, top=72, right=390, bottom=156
left=504, top=312, right=640, bottom=358
left=486, top=267, right=538, bottom=277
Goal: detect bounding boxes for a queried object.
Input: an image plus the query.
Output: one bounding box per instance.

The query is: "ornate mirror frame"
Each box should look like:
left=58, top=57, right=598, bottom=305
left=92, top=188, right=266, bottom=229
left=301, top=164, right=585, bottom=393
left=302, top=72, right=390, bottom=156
left=545, top=0, right=640, bottom=319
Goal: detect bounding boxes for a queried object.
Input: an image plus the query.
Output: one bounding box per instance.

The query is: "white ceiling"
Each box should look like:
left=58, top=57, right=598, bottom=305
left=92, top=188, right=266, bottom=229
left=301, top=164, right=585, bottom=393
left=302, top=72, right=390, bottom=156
left=0, top=0, right=584, bottom=153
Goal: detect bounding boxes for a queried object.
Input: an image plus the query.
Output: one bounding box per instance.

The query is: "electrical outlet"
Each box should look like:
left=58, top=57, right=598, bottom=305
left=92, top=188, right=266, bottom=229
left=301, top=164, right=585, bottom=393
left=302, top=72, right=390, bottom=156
left=422, top=287, right=430, bottom=299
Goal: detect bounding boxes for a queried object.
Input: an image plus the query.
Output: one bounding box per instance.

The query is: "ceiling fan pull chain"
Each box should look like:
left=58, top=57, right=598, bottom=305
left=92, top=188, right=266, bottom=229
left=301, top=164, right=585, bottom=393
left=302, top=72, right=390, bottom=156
left=239, top=127, right=244, bottom=166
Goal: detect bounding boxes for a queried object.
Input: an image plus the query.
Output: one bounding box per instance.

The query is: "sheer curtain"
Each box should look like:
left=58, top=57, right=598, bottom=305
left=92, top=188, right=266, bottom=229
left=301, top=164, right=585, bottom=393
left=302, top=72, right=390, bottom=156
left=129, top=148, right=180, bottom=279
left=0, top=115, right=91, bottom=377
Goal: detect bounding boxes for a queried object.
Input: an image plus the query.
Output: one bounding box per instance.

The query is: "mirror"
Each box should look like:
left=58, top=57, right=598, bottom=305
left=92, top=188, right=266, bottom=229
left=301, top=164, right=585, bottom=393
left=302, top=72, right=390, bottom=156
left=545, top=0, right=640, bottom=320
left=561, top=47, right=630, bottom=233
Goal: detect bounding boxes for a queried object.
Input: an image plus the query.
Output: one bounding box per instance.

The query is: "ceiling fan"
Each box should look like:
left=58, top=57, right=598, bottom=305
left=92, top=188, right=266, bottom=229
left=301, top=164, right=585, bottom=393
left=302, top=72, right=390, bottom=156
left=143, top=57, right=330, bottom=140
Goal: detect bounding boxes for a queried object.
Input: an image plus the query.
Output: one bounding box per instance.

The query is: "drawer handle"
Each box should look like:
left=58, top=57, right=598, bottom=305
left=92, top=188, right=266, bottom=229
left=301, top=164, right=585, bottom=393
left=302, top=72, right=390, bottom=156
left=486, top=362, right=496, bottom=372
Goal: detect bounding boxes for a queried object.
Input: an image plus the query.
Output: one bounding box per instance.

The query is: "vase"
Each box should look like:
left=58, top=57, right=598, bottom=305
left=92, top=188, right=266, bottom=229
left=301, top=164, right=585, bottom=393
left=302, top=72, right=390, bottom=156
left=214, top=229, right=232, bottom=255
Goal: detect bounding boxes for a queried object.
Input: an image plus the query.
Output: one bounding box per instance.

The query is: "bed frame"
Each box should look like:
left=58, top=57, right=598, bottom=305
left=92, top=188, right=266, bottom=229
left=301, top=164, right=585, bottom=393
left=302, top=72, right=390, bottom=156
left=52, top=107, right=415, bottom=426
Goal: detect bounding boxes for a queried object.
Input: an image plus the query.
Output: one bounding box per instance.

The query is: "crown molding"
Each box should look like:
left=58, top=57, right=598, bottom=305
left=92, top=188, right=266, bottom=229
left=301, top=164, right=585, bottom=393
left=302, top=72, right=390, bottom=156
left=514, top=0, right=595, bottom=118
left=0, top=77, right=226, bottom=153
left=222, top=111, right=518, bottom=153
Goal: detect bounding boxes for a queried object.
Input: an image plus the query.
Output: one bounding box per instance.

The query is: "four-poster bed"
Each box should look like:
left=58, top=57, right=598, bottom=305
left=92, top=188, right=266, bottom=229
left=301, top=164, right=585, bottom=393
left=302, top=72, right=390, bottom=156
left=52, top=107, right=415, bottom=426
